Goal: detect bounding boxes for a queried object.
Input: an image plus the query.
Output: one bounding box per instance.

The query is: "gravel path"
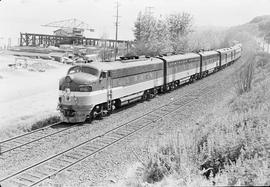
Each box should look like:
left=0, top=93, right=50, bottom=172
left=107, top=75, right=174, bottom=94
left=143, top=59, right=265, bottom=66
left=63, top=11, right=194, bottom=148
left=0, top=58, right=244, bottom=187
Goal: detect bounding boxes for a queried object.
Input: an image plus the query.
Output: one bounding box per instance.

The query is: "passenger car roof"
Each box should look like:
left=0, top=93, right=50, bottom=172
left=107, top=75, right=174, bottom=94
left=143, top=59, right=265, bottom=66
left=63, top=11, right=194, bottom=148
left=162, top=53, right=200, bottom=61
left=216, top=47, right=234, bottom=53
left=199, top=50, right=219, bottom=56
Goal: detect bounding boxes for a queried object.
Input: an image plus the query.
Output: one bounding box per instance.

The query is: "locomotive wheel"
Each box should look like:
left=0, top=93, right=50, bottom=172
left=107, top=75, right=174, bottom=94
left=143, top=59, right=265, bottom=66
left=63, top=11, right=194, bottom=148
left=170, top=84, right=175, bottom=90
left=160, top=86, right=165, bottom=93
left=189, top=76, right=194, bottom=83
left=86, top=114, right=93, bottom=123
left=176, top=80, right=180, bottom=87
left=93, top=105, right=103, bottom=119
left=141, top=93, right=147, bottom=101
left=144, top=90, right=151, bottom=100
left=85, top=110, right=94, bottom=123
left=146, top=92, right=151, bottom=100
left=174, top=82, right=178, bottom=88
left=166, top=85, right=170, bottom=92
left=106, top=109, right=112, bottom=116
left=114, top=99, right=121, bottom=109
left=101, top=110, right=107, bottom=118
left=154, top=88, right=158, bottom=95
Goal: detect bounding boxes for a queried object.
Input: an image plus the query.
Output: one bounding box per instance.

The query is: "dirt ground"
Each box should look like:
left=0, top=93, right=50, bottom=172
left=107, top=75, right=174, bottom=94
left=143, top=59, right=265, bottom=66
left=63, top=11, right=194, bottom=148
left=0, top=54, right=69, bottom=137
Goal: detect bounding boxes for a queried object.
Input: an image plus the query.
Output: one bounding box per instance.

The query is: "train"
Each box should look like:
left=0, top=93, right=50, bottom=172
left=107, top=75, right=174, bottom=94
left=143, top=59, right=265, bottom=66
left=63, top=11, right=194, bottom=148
left=58, top=43, right=242, bottom=123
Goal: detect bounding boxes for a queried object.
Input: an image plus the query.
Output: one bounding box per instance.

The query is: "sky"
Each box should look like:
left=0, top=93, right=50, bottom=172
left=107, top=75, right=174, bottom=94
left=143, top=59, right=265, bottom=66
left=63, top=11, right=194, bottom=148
left=0, top=0, right=270, bottom=46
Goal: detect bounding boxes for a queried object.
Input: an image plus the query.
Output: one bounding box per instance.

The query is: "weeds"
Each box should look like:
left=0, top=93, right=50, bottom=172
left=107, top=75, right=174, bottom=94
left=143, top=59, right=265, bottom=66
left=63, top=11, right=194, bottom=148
left=255, top=52, right=270, bottom=69
left=125, top=52, right=270, bottom=186
left=30, top=115, right=60, bottom=131
left=236, top=61, right=254, bottom=95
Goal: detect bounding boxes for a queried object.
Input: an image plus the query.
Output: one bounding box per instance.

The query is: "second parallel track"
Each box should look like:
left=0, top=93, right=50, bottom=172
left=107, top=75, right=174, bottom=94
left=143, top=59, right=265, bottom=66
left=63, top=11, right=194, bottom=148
left=0, top=81, right=216, bottom=187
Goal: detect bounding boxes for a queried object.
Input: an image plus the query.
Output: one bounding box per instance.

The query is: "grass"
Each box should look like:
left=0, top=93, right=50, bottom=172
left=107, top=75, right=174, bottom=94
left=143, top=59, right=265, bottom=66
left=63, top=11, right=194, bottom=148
left=236, top=60, right=254, bottom=95
left=0, top=114, right=61, bottom=141
left=30, top=115, right=61, bottom=131
left=120, top=51, right=270, bottom=186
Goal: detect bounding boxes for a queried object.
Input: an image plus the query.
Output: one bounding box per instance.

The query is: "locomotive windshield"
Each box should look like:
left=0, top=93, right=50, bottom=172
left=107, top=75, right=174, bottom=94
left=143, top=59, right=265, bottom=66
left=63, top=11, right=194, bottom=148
left=68, top=66, right=99, bottom=76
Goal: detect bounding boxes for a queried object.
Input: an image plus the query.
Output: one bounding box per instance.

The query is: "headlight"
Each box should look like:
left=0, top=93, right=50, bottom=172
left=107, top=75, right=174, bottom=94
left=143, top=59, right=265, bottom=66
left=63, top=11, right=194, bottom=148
left=79, top=86, right=92, bottom=92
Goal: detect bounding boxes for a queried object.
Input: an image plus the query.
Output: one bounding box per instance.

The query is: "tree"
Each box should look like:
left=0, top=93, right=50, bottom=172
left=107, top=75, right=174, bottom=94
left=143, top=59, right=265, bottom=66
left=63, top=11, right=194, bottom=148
left=133, top=11, right=193, bottom=56
left=98, top=33, right=114, bottom=62
left=133, top=11, right=158, bottom=56
left=166, top=12, right=193, bottom=53
left=134, top=11, right=143, bottom=42
left=151, top=16, right=171, bottom=54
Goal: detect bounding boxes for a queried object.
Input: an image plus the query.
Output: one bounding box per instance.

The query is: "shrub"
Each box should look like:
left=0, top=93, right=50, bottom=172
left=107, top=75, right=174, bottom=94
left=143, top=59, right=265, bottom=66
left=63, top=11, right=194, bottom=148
left=98, top=48, right=114, bottom=62
left=123, top=43, right=270, bottom=187
left=131, top=75, right=270, bottom=186
left=255, top=52, right=270, bottom=68
left=30, top=115, right=60, bottom=131
left=236, top=61, right=254, bottom=95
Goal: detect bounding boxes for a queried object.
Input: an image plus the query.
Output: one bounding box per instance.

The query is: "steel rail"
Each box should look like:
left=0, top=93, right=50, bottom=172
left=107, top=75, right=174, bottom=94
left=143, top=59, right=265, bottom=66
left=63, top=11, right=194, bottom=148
left=0, top=82, right=215, bottom=187
left=0, top=122, right=61, bottom=144
left=0, top=123, right=77, bottom=155
left=0, top=72, right=207, bottom=156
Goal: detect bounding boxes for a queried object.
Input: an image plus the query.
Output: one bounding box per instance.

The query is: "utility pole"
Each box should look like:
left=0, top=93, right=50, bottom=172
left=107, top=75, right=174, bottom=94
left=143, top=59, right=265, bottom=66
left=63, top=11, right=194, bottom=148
left=0, top=37, right=3, bottom=50
left=8, top=38, right=11, bottom=49
left=114, top=0, right=120, bottom=60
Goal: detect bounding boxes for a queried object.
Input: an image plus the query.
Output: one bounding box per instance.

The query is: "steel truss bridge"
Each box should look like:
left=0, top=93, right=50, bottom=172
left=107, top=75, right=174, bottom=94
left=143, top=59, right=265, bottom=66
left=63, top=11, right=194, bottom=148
left=19, top=33, right=131, bottom=49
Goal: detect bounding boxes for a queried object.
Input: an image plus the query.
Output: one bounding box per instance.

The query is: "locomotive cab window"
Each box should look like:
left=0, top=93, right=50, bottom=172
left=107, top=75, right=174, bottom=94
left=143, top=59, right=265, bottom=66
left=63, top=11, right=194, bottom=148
left=68, top=66, right=99, bottom=76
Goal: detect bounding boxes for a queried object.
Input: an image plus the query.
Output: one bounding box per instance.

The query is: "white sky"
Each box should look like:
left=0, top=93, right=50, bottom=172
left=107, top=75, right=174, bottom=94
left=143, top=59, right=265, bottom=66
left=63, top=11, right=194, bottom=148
left=0, top=0, right=270, bottom=45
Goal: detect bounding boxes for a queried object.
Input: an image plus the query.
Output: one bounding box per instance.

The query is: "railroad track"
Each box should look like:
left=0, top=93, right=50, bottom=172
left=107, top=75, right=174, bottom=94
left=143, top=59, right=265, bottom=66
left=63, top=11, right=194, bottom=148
left=0, top=122, right=78, bottom=156
left=0, top=77, right=207, bottom=157
left=0, top=82, right=216, bottom=187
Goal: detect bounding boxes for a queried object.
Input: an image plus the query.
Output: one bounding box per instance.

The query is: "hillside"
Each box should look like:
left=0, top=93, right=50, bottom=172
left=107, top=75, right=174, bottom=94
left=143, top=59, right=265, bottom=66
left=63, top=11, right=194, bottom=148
left=231, top=15, right=270, bottom=38
left=114, top=16, right=270, bottom=187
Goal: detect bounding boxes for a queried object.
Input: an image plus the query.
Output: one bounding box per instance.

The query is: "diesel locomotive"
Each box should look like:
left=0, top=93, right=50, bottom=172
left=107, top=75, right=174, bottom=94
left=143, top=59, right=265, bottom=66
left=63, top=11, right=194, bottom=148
left=58, top=44, right=242, bottom=123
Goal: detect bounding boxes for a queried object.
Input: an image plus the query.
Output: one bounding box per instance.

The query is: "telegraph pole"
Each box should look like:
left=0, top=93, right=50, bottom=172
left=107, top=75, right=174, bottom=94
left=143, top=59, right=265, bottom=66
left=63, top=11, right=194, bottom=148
left=0, top=37, right=3, bottom=50
left=8, top=38, right=11, bottom=49
left=114, top=0, right=120, bottom=60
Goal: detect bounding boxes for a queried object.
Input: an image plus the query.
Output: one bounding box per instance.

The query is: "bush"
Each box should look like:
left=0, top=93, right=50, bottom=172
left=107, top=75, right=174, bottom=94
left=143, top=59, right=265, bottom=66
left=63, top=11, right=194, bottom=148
left=30, top=115, right=60, bottom=131
left=255, top=52, right=270, bottom=68
left=98, top=48, right=114, bottom=62
left=127, top=56, right=270, bottom=186
left=236, top=60, right=254, bottom=95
